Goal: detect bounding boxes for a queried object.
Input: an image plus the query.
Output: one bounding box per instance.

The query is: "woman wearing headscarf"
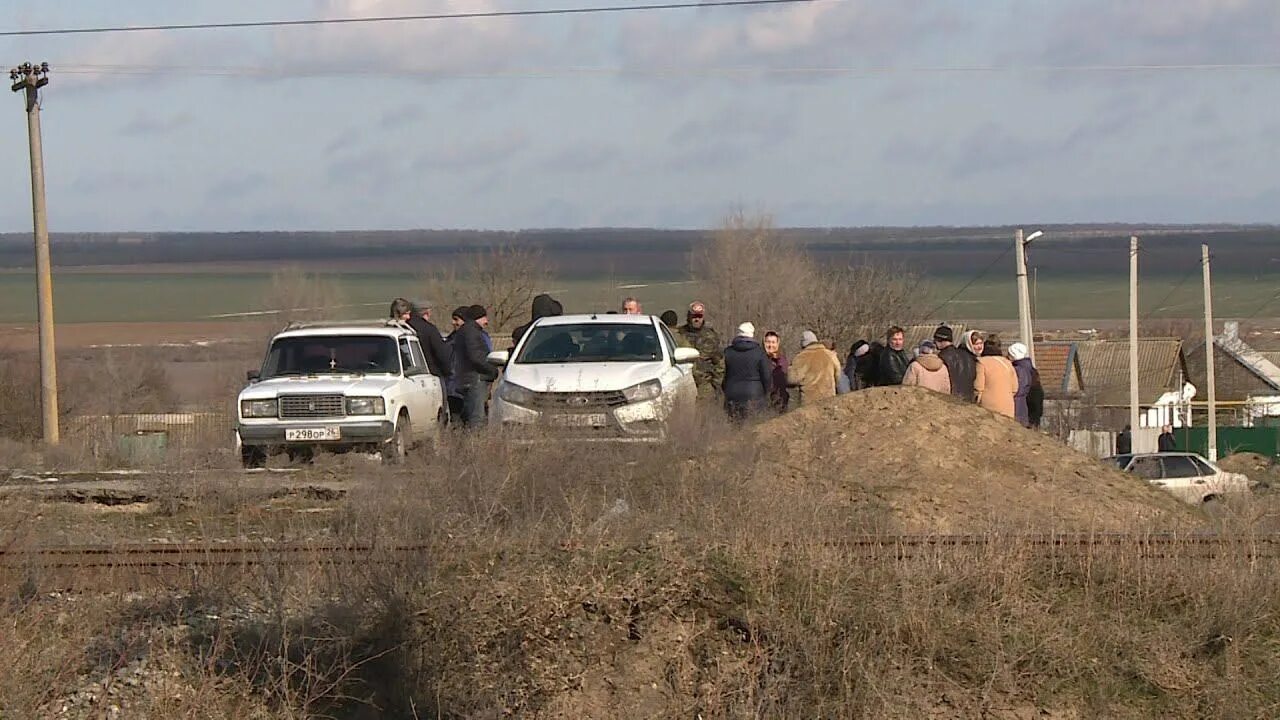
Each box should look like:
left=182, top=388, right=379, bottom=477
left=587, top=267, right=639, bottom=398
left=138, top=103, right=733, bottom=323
left=972, top=331, right=1017, bottom=418
left=1007, top=342, right=1042, bottom=427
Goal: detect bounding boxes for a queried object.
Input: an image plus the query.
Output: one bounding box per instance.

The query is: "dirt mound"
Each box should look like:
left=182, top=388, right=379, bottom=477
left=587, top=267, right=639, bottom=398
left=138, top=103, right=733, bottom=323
left=752, top=386, right=1191, bottom=533
left=1219, top=452, right=1280, bottom=488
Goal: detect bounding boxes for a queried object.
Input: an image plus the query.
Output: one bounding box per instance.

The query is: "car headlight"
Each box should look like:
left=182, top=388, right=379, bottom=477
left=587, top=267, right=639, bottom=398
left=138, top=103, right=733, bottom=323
left=346, top=396, right=386, bottom=415
left=497, top=382, right=536, bottom=407
left=240, top=399, right=278, bottom=418
left=622, top=379, right=663, bottom=404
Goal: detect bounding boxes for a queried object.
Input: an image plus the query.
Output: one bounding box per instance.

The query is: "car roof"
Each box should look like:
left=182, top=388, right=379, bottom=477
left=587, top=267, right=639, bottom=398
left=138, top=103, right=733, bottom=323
left=533, top=314, right=657, bottom=327
left=273, top=324, right=413, bottom=341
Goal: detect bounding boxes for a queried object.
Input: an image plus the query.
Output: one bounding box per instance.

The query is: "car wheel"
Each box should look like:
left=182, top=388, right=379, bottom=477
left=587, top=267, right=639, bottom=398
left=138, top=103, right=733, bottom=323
left=382, top=414, right=410, bottom=465
left=286, top=446, right=315, bottom=465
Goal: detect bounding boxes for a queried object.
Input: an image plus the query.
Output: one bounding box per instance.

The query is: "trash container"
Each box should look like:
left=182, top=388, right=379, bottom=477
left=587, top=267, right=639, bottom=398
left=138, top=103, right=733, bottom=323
left=117, top=430, right=168, bottom=465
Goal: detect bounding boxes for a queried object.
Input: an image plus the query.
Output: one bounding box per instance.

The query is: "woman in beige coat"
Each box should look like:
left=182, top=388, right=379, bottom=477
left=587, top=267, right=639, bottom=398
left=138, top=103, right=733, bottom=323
left=972, top=334, right=1017, bottom=418
left=902, top=340, right=951, bottom=394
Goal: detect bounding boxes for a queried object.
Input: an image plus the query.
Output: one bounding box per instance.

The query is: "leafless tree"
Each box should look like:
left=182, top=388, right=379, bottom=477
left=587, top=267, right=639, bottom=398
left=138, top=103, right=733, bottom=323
left=422, top=243, right=552, bottom=333
left=698, top=210, right=930, bottom=350
left=260, top=266, right=349, bottom=332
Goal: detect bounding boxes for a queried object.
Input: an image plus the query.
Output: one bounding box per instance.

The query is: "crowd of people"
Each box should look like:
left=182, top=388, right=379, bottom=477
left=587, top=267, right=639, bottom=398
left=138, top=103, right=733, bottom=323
left=386, top=294, right=1047, bottom=431
left=702, top=309, right=1047, bottom=427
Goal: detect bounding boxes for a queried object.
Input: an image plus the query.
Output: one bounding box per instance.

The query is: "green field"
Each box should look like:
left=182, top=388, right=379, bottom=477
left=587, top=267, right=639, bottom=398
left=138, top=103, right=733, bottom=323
left=0, top=270, right=1274, bottom=324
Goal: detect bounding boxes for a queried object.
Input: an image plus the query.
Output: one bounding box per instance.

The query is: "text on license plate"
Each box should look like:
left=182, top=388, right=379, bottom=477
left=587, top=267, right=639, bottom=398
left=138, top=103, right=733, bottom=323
left=547, top=414, right=608, bottom=427
left=285, top=426, right=341, bottom=441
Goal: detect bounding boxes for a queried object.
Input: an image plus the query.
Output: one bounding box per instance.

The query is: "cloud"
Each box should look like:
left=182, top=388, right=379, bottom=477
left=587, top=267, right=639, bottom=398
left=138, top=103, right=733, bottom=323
left=619, top=2, right=962, bottom=71
left=413, top=129, right=528, bottom=172
left=119, top=112, right=193, bottom=137
left=269, top=0, right=550, bottom=77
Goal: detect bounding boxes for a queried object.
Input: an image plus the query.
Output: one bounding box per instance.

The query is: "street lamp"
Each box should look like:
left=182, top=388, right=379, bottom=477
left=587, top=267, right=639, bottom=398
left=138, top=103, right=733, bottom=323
left=1015, top=228, right=1045, bottom=363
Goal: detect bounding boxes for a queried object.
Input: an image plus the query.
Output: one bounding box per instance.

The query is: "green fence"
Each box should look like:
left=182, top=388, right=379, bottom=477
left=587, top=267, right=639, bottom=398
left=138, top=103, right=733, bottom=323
left=1174, top=427, right=1280, bottom=458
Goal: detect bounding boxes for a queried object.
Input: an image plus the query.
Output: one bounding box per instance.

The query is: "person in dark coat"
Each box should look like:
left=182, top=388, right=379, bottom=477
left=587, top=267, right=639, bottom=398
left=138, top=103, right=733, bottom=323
left=1116, top=425, right=1133, bottom=455
left=455, top=305, right=499, bottom=429
left=1008, top=342, right=1038, bottom=427
left=1158, top=425, right=1177, bottom=452
left=407, top=300, right=452, bottom=379
left=875, top=326, right=911, bottom=386
left=511, top=293, right=561, bottom=351
left=721, top=322, right=772, bottom=422
left=444, top=307, right=469, bottom=421
left=843, top=340, right=871, bottom=391
left=763, top=330, right=790, bottom=412
left=936, top=325, right=975, bottom=402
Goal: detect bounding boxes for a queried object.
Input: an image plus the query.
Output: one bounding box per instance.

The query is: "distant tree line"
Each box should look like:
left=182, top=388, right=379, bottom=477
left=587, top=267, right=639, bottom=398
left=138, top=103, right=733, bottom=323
left=0, top=225, right=1274, bottom=277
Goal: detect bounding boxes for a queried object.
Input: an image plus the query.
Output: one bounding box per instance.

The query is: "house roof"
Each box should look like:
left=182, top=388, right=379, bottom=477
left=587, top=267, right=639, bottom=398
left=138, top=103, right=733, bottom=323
left=1032, top=343, right=1077, bottom=397
left=1070, top=338, right=1186, bottom=406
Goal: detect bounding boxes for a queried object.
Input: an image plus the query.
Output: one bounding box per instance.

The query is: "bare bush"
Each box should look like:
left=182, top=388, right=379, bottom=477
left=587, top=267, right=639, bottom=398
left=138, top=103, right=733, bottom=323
left=260, top=266, right=349, bottom=332
left=422, top=243, right=552, bottom=333
left=698, top=210, right=930, bottom=348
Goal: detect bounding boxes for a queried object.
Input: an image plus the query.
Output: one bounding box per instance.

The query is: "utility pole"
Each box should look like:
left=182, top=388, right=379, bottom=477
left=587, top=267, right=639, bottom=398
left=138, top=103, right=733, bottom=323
left=1202, top=243, right=1218, bottom=461
left=1129, top=236, right=1140, bottom=437
left=1015, top=228, right=1042, bottom=363
left=10, top=61, right=58, bottom=445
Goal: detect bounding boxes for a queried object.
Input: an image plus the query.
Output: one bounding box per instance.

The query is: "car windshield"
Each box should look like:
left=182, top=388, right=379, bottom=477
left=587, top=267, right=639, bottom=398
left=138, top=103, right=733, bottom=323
left=261, top=335, right=399, bottom=377
left=517, top=323, right=662, bottom=364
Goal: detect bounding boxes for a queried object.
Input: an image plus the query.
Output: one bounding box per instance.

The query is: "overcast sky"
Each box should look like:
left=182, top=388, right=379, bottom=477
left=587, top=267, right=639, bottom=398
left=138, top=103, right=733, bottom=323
left=0, top=0, right=1277, bottom=232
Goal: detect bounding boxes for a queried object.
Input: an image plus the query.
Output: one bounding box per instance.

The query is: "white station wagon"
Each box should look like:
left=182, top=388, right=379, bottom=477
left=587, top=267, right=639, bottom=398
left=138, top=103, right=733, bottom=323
left=486, top=313, right=700, bottom=441
left=235, top=320, right=446, bottom=467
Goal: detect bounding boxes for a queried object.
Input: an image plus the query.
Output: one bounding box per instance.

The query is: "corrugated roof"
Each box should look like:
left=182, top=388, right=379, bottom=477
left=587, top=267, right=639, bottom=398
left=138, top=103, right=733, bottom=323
left=1072, top=338, right=1185, bottom=406
left=1033, top=343, right=1074, bottom=397
left=1260, top=352, right=1280, bottom=371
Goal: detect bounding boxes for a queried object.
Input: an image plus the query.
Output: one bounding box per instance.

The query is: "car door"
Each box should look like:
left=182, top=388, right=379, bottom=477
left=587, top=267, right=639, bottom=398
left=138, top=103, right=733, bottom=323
left=398, top=337, right=433, bottom=438
left=409, top=338, right=443, bottom=425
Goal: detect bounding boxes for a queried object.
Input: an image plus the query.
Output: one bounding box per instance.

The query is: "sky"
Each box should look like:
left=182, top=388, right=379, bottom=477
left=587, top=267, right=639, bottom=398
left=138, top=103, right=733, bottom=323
left=0, top=0, right=1277, bottom=232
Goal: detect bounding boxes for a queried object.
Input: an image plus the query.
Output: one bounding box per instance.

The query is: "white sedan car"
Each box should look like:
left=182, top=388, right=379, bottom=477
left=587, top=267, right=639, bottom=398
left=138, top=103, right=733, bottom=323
left=486, top=313, right=700, bottom=441
left=1108, top=452, right=1253, bottom=505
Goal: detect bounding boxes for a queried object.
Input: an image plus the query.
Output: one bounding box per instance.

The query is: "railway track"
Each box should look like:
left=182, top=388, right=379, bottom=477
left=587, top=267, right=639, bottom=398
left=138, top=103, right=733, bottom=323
left=3, top=533, right=1280, bottom=593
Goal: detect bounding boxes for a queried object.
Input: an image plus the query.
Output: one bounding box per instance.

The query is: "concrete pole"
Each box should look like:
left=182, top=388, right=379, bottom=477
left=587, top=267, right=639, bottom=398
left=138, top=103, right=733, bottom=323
left=1015, top=228, right=1035, bottom=362
left=1129, top=236, right=1140, bottom=436
left=11, top=63, right=58, bottom=445
left=1202, top=243, right=1217, bottom=461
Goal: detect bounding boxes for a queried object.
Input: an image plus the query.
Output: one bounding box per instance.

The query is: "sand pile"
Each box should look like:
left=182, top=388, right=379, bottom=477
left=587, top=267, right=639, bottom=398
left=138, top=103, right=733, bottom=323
left=752, top=386, right=1191, bottom=533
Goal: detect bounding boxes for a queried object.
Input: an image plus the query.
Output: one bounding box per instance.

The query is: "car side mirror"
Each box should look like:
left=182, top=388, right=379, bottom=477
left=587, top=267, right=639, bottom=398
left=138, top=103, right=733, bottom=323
left=487, top=351, right=510, bottom=367
left=673, top=347, right=700, bottom=364
left=246, top=369, right=260, bottom=382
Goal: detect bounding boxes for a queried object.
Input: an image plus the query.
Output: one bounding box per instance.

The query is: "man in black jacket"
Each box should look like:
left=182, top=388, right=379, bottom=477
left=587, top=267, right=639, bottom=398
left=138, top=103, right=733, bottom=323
left=875, top=326, right=911, bottom=386
left=934, top=325, right=976, bottom=401
left=511, top=293, right=561, bottom=350
left=455, top=306, right=499, bottom=429
left=721, top=322, right=772, bottom=422
left=408, top=300, right=452, bottom=380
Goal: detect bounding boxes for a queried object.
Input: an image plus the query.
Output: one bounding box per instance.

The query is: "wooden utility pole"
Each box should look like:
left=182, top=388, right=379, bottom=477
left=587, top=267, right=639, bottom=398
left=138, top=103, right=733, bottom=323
left=1015, top=228, right=1033, bottom=361
left=10, top=61, right=58, bottom=445
left=1202, top=243, right=1217, bottom=461
left=1129, top=236, right=1140, bottom=436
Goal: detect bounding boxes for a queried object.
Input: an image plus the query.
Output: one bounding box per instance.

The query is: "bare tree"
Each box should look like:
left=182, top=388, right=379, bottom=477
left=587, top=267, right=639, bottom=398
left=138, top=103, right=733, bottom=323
left=260, top=267, right=349, bottom=329
left=698, top=210, right=929, bottom=349
left=422, top=243, right=552, bottom=334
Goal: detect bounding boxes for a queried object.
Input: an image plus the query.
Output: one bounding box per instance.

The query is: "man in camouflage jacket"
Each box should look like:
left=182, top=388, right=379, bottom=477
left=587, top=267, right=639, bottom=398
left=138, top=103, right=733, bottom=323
left=677, top=301, right=724, bottom=400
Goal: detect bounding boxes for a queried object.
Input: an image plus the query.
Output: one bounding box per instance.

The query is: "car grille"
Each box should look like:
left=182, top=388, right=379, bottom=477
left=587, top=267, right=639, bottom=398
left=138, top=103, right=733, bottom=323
left=530, top=390, right=628, bottom=411
left=279, top=394, right=345, bottom=419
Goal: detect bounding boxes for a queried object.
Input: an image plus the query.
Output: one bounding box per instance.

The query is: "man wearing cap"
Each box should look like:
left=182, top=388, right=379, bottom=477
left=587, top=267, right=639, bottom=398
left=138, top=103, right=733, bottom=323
left=721, top=322, right=772, bottom=421
left=678, top=301, right=724, bottom=400
left=934, top=324, right=975, bottom=401
left=455, top=305, right=498, bottom=428
left=787, top=330, right=842, bottom=405
left=407, top=300, right=453, bottom=381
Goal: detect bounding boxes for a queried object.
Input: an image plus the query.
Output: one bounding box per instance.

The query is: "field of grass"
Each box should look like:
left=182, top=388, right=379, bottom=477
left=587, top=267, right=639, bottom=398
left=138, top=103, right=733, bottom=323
left=0, top=269, right=1275, bottom=324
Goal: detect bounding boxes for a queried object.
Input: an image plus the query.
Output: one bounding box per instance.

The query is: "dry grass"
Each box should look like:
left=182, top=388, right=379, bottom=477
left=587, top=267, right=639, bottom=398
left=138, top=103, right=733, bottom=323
left=3, top=413, right=1280, bottom=719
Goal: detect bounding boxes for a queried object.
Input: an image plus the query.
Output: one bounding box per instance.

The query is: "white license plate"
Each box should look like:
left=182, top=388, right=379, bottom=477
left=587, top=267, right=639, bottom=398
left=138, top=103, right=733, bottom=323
left=547, top=414, right=608, bottom=427
left=285, top=426, right=341, bottom=442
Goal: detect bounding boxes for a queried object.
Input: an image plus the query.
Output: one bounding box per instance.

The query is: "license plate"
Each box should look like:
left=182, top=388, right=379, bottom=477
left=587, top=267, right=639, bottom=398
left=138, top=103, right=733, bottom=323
left=547, top=414, right=607, bottom=427
left=285, top=427, right=341, bottom=441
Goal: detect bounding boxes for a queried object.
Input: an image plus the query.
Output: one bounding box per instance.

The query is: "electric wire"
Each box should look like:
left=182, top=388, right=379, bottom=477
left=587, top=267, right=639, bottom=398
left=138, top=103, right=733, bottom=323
left=0, top=0, right=822, bottom=37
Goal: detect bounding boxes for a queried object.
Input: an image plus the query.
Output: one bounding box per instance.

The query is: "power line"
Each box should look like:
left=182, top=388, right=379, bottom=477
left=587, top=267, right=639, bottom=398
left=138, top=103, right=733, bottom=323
left=922, top=245, right=1013, bottom=320
left=52, top=61, right=1280, bottom=80
left=0, top=0, right=821, bottom=37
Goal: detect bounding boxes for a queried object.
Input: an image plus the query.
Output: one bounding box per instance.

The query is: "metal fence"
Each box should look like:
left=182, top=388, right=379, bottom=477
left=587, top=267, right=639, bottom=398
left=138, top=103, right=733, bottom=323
left=64, top=413, right=233, bottom=450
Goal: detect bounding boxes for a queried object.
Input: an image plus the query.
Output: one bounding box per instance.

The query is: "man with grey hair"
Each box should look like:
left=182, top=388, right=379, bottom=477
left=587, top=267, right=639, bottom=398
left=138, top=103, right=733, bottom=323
left=621, top=297, right=642, bottom=315
left=407, top=300, right=452, bottom=380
